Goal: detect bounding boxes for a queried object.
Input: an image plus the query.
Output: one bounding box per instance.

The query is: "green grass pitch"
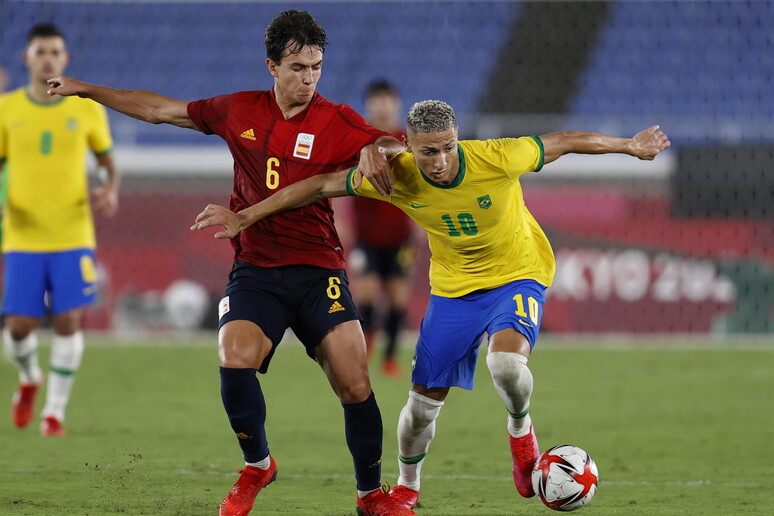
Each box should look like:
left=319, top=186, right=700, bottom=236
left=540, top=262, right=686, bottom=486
left=1, top=335, right=772, bottom=515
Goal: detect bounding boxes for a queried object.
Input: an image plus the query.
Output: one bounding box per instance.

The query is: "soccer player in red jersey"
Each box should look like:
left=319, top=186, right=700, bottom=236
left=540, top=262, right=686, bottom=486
left=47, top=10, right=414, bottom=516
left=350, top=81, right=413, bottom=377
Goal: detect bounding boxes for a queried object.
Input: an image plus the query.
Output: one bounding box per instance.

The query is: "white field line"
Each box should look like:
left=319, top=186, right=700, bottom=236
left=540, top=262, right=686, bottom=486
left=31, top=331, right=774, bottom=351
left=175, top=470, right=761, bottom=487
left=6, top=468, right=761, bottom=487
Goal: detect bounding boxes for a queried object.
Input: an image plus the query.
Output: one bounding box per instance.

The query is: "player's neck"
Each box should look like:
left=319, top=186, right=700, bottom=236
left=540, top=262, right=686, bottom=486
left=26, top=81, right=58, bottom=104
left=272, top=85, right=312, bottom=120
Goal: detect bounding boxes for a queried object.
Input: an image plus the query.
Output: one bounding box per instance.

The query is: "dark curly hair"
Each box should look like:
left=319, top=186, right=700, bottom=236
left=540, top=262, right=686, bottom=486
left=265, top=10, right=328, bottom=64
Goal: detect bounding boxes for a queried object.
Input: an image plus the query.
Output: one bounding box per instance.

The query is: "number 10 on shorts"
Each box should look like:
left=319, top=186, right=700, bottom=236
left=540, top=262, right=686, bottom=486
left=513, top=294, right=539, bottom=325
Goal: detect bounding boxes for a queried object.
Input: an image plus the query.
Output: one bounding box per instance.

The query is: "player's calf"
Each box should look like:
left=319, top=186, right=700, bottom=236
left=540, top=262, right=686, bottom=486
left=487, top=352, right=539, bottom=497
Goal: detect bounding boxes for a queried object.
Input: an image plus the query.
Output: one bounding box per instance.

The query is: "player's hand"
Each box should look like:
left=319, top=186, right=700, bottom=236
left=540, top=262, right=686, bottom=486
left=92, top=185, right=118, bottom=217
left=191, top=204, right=245, bottom=239
left=630, top=125, right=671, bottom=160
left=46, top=76, right=85, bottom=97
left=357, top=144, right=394, bottom=196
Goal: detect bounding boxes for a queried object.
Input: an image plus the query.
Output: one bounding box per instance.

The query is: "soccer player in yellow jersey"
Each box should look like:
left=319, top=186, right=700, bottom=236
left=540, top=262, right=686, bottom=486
left=192, top=100, right=670, bottom=508
left=0, top=24, right=120, bottom=436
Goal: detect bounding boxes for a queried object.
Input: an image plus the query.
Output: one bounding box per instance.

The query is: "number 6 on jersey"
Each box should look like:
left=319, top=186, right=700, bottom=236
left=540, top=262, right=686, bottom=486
left=266, top=157, right=280, bottom=189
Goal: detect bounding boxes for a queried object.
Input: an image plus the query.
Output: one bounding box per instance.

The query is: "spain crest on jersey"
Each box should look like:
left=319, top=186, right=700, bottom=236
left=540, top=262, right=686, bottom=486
left=477, top=194, right=492, bottom=209
left=293, top=132, right=315, bottom=160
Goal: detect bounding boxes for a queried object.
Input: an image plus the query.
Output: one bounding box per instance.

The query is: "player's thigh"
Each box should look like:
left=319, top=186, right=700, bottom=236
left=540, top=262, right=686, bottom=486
left=218, top=320, right=275, bottom=369
left=48, top=248, right=98, bottom=315
left=2, top=252, right=48, bottom=319
left=385, top=275, right=409, bottom=309
left=315, top=320, right=371, bottom=403
left=217, top=287, right=289, bottom=371
left=412, top=293, right=489, bottom=390
left=290, top=268, right=361, bottom=359
left=485, top=279, right=547, bottom=355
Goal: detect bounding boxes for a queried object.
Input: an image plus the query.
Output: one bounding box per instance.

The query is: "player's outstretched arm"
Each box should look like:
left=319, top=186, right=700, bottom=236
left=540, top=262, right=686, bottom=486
left=540, top=126, right=670, bottom=165
left=46, top=76, right=198, bottom=130
left=191, top=168, right=352, bottom=239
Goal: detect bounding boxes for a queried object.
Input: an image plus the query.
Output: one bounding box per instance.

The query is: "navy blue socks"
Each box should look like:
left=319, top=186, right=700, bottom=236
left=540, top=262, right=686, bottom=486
left=342, top=391, right=383, bottom=491
left=220, top=367, right=269, bottom=463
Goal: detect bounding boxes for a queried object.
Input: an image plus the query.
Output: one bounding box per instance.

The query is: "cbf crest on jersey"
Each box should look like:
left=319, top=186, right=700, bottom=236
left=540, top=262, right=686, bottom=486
left=293, top=132, right=315, bottom=160
left=477, top=194, right=493, bottom=209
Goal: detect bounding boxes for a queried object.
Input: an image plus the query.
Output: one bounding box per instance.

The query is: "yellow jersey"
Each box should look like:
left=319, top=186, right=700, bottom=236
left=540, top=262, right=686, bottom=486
left=348, top=137, right=555, bottom=297
left=0, top=88, right=113, bottom=252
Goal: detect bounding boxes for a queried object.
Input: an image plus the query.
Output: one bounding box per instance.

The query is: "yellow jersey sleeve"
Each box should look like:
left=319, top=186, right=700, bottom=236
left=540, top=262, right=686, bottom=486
left=0, top=95, right=8, bottom=160
left=496, top=136, right=544, bottom=181
left=345, top=167, right=391, bottom=201
left=88, top=103, right=113, bottom=155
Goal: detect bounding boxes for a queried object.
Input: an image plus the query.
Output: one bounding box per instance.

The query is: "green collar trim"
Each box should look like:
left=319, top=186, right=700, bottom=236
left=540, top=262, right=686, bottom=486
left=25, top=88, right=65, bottom=107
left=419, top=143, right=467, bottom=189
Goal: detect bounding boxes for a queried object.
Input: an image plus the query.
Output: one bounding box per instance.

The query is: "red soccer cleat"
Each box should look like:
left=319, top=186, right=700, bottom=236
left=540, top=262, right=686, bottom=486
left=389, top=485, right=419, bottom=510
left=357, top=486, right=417, bottom=516
left=40, top=416, right=66, bottom=437
left=219, top=457, right=278, bottom=516
left=509, top=424, right=540, bottom=497
left=11, top=383, right=39, bottom=428
left=381, top=358, right=404, bottom=379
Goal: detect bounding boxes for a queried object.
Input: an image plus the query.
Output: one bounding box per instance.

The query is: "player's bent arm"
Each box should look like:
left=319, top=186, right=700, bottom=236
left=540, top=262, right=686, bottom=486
left=46, top=76, right=198, bottom=130
left=540, top=125, right=670, bottom=165
left=92, top=153, right=121, bottom=217
left=358, top=135, right=406, bottom=196
left=192, top=169, right=351, bottom=239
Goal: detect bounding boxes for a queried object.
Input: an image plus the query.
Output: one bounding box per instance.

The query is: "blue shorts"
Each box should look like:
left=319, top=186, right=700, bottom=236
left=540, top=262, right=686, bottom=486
left=412, top=279, right=547, bottom=390
left=2, top=248, right=98, bottom=317
left=218, top=261, right=360, bottom=374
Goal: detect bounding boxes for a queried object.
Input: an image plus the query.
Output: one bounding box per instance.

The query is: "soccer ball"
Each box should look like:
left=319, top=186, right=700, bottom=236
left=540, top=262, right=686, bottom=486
left=532, top=445, right=599, bottom=511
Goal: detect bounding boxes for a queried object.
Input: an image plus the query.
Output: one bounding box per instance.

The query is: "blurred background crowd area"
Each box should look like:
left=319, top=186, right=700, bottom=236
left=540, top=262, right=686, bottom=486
left=1, top=0, right=772, bottom=336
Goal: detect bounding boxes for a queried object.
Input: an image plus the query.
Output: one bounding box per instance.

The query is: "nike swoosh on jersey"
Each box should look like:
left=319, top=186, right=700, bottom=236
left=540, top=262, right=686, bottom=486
left=409, top=203, right=431, bottom=209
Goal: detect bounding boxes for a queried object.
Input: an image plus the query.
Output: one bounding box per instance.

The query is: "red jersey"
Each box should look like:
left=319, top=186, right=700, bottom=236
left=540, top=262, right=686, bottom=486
left=188, top=90, right=386, bottom=269
left=352, top=129, right=413, bottom=248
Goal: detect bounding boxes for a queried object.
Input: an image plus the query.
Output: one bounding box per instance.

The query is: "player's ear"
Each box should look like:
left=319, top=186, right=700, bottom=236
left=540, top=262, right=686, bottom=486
left=266, top=58, right=278, bottom=77
left=403, top=133, right=412, bottom=153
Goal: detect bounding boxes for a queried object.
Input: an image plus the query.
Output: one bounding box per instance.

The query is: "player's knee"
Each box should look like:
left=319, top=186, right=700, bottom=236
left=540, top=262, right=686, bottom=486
left=486, top=352, right=533, bottom=396
left=6, top=318, right=36, bottom=341
left=335, top=378, right=372, bottom=404
left=51, top=332, right=85, bottom=371
left=218, top=323, right=272, bottom=369
left=400, top=391, right=444, bottom=431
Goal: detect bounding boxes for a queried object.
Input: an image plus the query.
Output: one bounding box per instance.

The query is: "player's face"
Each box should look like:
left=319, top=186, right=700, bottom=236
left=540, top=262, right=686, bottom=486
left=24, top=36, right=69, bottom=83
left=366, top=93, right=401, bottom=133
left=407, top=127, right=460, bottom=185
left=267, top=43, right=323, bottom=107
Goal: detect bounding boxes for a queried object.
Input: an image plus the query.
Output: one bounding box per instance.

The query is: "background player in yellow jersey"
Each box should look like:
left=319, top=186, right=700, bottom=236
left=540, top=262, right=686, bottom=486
left=0, top=24, right=120, bottom=436
left=192, top=100, right=670, bottom=508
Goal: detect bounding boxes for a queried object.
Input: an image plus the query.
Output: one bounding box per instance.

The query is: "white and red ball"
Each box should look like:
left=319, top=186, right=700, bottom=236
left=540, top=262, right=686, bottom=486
left=532, top=445, right=599, bottom=511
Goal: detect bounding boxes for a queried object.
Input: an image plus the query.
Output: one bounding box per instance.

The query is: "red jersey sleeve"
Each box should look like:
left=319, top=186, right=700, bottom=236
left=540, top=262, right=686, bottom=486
left=187, top=94, right=235, bottom=136
left=334, top=104, right=389, bottom=164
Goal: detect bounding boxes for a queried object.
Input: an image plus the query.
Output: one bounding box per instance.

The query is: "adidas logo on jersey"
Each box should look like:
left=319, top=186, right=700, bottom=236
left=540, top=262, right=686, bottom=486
left=240, top=128, right=256, bottom=141
left=328, top=301, right=346, bottom=314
